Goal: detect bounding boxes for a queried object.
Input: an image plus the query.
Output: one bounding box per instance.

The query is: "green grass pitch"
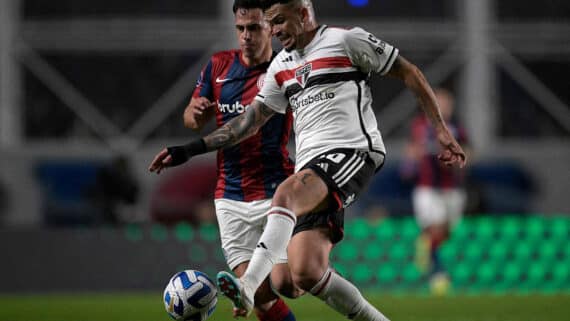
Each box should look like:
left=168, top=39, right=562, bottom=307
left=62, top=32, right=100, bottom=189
left=1, top=292, right=569, bottom=321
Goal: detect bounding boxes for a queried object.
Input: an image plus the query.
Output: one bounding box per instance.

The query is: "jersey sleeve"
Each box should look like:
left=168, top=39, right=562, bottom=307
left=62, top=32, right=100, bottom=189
left=343, top=27, right=399, bottom=76
left=192, top=59, right=214, bottom=99
left=254, top=62, right=289, bottom=114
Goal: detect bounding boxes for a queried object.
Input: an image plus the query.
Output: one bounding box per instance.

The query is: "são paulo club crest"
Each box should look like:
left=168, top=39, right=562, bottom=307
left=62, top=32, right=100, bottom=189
left=295, top=63, right=312, bottom=88
left=257, top=73, right=266, bottom=90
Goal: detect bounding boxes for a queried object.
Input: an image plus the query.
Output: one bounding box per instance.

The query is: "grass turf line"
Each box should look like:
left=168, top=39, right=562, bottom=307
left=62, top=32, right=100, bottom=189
left=0, top=292, right=568, bottom=321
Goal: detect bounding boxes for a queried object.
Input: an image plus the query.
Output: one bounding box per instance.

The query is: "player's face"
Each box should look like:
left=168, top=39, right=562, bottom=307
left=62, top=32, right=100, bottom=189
left=265, top=3, right=306, bottom=51
left=234, top=8, right=271, bottom=61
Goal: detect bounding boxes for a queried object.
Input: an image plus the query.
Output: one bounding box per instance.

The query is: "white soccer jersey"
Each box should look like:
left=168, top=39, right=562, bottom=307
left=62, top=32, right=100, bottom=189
left=255, top=25, right=399, bottom=171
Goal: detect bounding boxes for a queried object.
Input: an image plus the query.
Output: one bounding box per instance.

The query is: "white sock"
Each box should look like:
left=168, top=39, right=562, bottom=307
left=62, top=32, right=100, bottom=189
left=310, top=268, right=390, bottom=321
left=241, top=207, right=296, bottom=298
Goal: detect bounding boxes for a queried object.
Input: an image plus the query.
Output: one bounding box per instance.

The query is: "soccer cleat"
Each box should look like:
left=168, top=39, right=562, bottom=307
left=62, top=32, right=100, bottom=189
left=216, top=271, right=254, bottom=318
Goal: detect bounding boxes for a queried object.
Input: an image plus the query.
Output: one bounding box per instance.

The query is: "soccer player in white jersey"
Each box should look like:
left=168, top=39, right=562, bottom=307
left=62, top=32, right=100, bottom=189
left=150, top=1, right=466, bottom=320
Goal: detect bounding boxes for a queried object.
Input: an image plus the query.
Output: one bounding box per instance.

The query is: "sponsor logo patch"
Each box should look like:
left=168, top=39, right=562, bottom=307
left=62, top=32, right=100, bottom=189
left=290, top=90, right=335, bottom=111
left=217, top=101, right=248, bottom=113
left=215, top=77, right=232, bottom=84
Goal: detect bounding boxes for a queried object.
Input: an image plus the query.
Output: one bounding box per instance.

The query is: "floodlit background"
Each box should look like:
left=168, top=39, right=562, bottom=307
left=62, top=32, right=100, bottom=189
left=0, top=0, right=569, bottom=320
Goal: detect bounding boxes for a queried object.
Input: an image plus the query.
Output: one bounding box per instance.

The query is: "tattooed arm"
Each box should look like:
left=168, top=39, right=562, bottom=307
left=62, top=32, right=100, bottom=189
left=203, top=100, right=276, bottom=151
left=149, top=100, right=276, bottom=173
left=387, top=55, right=467, bottom=167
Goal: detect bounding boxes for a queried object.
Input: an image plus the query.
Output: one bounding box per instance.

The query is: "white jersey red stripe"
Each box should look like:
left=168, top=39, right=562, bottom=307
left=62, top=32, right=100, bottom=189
left=275, top=56, right=353, bottom=86
left=255, top=25, right=399, bottom=171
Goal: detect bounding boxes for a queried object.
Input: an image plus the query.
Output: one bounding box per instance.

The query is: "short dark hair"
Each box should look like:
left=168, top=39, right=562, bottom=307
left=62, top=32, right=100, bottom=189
left=232, top=0, right=265, bottom=13
left=259, top=0, right=303, bottom=11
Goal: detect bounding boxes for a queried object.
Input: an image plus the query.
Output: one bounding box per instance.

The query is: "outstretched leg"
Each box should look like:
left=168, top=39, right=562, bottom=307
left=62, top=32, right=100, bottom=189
left=218, top=149, right=380, bottom=318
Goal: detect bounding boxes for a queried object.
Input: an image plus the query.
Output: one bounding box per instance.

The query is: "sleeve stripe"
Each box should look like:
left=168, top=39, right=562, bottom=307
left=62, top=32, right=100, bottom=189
left=379, top=47, right=398, bottom=75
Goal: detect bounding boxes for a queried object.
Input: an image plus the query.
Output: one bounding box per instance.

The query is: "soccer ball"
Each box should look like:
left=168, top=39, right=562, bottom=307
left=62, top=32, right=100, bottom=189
left=163, top=270, right=218, bottom=321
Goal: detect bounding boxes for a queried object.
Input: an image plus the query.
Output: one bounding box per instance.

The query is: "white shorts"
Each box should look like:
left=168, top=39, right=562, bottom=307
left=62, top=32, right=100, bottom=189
left=214, top=198, right=287, bottom=270
left=413, top=187, right=466, bottom=228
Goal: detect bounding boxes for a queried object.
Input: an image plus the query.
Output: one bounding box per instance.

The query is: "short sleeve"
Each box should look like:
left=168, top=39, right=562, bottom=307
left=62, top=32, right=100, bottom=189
left=343, top=27, right=399, bottom=75
left=254, top=62, right=289, bottom=114
left=192, top=59, right=214, bottom=99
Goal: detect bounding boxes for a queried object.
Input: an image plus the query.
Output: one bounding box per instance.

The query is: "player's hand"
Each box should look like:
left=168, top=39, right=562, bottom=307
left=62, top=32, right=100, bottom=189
left=190, top=97, right=217, bottom=116
left=184, top=97, right=217, bottom=129
left=436, top=129, right=467, bottom=168
left=148, top=148, right=174, bottom=174
left=148, top=140, right=207, bottom=174
left=148, top=146, right=193, bottom=174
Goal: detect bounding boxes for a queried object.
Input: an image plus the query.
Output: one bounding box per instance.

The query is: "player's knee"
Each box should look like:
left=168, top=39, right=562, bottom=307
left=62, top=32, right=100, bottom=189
left=271, top=275, right=304, bottom=299
left=270, top=265, right=303, bottom=299
left=290, top=265, right=322, bottom=292
left=273, top=281, right=304, bottom=299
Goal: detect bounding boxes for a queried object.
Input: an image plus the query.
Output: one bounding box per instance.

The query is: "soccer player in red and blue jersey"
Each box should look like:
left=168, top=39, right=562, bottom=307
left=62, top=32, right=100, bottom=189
left=402, top=88, right=469, bottom=293
left=179, top=1, right=297, bottom=320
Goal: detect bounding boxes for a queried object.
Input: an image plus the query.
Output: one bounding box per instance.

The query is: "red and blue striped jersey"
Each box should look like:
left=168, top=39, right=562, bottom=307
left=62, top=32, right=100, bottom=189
left=411, top=115, right=468, bottom=189
left=193, top=49, right=294, bottom=201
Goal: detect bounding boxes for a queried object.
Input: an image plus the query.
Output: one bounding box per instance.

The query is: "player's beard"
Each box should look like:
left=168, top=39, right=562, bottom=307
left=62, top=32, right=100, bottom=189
left=283, top=23, right=305, bottom=51
left=281, top=37, right=295, bottom=51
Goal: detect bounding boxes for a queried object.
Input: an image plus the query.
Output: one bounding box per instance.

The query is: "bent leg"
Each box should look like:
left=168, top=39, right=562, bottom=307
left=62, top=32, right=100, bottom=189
left=287, top=227, right=333, bottom=290
left=220, top=149, right=376, bottom=314
left=240, top=169, right=330, bottom=297
left=288, top=229, right=390, bottom=321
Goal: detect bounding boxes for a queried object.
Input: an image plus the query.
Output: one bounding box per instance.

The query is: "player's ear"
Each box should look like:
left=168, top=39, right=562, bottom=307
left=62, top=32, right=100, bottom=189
left=300, top=6, right=309, bottom=24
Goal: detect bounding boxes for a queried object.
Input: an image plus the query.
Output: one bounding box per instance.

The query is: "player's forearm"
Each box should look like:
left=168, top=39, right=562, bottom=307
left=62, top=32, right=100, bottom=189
left=405, top=67, right=447, bottom=132
left=161, top=119, right=252, bottom=167
left=203, top=104, right=261, bottom=151
left=163, top=111, right=256, bottom=167
left=165, top=102, right=271, bottom=166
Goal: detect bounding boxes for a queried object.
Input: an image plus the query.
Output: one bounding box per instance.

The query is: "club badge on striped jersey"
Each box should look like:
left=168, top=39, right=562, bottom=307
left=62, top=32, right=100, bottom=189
left=295, top=63, right=312, bottom=88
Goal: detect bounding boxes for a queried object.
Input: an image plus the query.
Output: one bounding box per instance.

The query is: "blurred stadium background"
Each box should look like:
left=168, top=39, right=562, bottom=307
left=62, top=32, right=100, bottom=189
left=0, top=0, right=569, bottom=320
